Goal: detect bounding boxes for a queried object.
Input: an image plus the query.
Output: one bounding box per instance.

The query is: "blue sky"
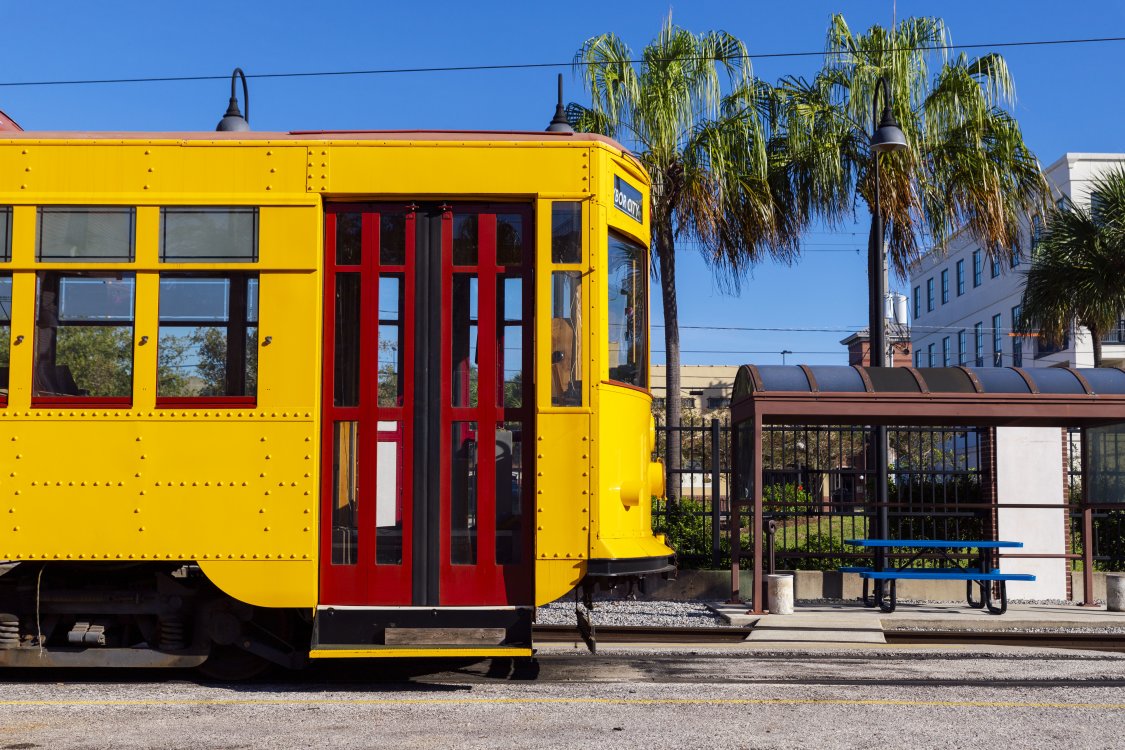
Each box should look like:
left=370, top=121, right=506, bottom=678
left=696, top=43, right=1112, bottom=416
left=3, top=1, right=1123, bottom=367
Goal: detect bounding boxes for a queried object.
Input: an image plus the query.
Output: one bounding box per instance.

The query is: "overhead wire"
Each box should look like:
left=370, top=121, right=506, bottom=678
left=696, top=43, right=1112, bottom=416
left=0, top=35, right=1123, bottom=88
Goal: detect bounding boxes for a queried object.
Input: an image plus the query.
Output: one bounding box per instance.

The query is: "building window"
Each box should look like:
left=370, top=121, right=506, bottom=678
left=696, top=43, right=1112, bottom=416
left=682, top=397, right=696, bottom=409
left=34, top=272, right=135, bottom=401
left=1010, top=248, right=1021, bottom=268
left=992, top=313, right=1003, bottom=366
left=927, top=343, right=935, bottom=368
left=157, top=274, right=259, bottom=401
left=942, top=336, right=950, bottom=367
left=926, top=278, right=934, bottom=312
left=914, top=350, right=920, bottom=368
left=974, top=322, right=983, bottom=367
left=707, top=397, right=730, bottom=410
left=1031, top=215, right=1044, bottom=254
left=940, top=269, right=949, bottom=304
left=160, top=207, right=258, bottom=262
left=913, top=286, right=920, bottom=319
left=955, top=259, right=965, bottom=296
left=957, top=329, right=966, bottom=366
left=990, top=255, right=1001, bottom=279
left=37, top=207, right=135, bottom=262
left=653, top=397, right=666, bottom=410
left=973, top=250, right=982, bottom=287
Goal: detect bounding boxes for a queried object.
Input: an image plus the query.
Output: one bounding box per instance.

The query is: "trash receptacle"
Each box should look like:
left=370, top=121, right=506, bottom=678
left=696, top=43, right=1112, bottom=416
left=767, top=573, right=794, bottom=615
left=1109, top=573, right=1125, bottom=612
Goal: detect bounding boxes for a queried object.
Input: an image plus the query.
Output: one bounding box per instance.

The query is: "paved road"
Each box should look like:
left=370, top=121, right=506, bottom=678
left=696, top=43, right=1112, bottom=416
left=1, top=646, right=1123, bottom=749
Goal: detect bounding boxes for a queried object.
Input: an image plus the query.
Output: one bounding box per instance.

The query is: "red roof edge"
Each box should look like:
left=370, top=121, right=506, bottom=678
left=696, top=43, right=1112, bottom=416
left=0, top=110, right=23, bottom=132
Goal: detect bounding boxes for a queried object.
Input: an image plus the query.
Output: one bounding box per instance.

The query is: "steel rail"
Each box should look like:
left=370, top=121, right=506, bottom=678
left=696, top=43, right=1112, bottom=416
left=883, top=630, right=1125, bottom=652
left=533, top=625, right=753, bottom=644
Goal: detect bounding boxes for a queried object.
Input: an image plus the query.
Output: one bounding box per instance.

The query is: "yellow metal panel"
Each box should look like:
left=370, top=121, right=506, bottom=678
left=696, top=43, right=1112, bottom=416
left=0, top=143, right=310, bottom=200
left=132, top=272, right=158, bottom=412
left=7, top=271, right=34, bottom=411
left=320, top=144, right=590, bottom=197
left=0, top=416, right=317, bottom=561
left=535, top=559, right=585, bottom=607
left=257, top=271, right=321, bottom=407
left=590, top=385, right=672, bottom=561
left=198, top=559, right=316, bottom=608
left=308, top=647, right=533, bottom=659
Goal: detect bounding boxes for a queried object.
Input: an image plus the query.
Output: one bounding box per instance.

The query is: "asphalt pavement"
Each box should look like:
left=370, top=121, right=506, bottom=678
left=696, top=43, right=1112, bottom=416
left=1, top=646, right=1123, bottom=749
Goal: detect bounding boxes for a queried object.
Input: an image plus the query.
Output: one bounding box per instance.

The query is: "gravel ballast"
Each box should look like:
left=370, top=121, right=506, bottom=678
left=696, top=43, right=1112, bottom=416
left=536, top=600, right=725, bottom=628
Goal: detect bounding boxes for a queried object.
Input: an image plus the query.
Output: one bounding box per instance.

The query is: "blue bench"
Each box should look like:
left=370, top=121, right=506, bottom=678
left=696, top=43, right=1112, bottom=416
left=841, top=540, right=1035, bottom=615
left=857, top=569, right=1035, bottom=614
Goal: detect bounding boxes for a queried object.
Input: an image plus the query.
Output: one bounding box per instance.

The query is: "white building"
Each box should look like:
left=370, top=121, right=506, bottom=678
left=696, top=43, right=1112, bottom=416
left=909, top=153, right=1125, bottom=370
left=906, top=153, right=1125, bottom=600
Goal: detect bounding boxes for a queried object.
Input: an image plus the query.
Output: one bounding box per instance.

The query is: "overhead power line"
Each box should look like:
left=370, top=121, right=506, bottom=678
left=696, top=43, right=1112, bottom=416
left=0, top=35, right=1123, bottom=88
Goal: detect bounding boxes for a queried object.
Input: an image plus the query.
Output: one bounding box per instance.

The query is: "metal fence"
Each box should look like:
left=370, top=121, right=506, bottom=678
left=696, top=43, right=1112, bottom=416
left=655, top=417, right=1122, bottom=574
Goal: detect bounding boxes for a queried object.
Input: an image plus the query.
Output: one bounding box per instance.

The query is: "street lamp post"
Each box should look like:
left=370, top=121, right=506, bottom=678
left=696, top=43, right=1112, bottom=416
left=780, top=349, right=793, bottom=365
left=868, top=77, right=908, bottom=583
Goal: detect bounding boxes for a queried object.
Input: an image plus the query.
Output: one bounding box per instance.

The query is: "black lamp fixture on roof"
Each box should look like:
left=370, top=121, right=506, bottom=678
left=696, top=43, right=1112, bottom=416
left=216, top=68, right=250, bottom=132
left=546, top=74, right=574, bottom=133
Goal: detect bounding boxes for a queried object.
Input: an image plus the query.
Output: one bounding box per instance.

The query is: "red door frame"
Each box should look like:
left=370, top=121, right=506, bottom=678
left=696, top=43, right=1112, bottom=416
left=320, top=205, right=415, bottom=605
left=319, top=202, right=533, bottom=607
left=438, top=204, right=534, bottom=605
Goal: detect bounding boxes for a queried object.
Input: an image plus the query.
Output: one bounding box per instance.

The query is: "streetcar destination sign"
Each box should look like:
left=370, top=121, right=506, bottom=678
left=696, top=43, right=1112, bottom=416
left=613, top=176, right=643, bottom=224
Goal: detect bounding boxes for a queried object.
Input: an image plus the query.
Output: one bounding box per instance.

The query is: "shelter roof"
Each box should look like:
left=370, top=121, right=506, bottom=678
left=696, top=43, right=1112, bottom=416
left=732, top=365, right=1125, bottom=427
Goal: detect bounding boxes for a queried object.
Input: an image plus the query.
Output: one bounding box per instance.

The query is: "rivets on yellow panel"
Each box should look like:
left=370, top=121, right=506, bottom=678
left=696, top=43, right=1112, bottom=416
left=12, top=491, right=18, bottom=497
left=303, top=527, right=310, bottom=532
left=537, top=436, right=543, bottom=442
left=303, top=508, right=310, bottom=514
left=138, top=527, right=145, bottom=532
left=304, top=473, right=311, bottom=478
left=139, top=491, right=145, bottom=496
left=259, top=508, right=266, bottom=514
left=134, top=508, right=140, bottom=514
left=303, top=490, right=310, bottom=496
left=264, top=455, right=271, bottom=460
left=10, top=526, right=17, bottom=532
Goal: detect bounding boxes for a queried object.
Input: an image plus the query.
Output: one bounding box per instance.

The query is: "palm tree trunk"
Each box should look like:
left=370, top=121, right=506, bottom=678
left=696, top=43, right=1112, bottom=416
left=1091, top=325, right=1103, bottom=367
left=655, top=214, right=681, bottom=504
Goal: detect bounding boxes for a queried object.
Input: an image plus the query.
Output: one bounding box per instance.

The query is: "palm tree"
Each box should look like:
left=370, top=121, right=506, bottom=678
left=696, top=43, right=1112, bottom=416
left=774, top=15, right=1047, bottom=277
left=1020, top=167, right=1125, bottom=367
left=569, top=17, right=798, bottom=497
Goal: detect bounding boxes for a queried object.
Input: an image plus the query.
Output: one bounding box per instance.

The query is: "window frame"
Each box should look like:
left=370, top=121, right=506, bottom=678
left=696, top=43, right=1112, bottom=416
left=992, top=313, right=1003, bottom=367
left=955, top=259, right=965, bottom=296
left=32, top=271, right=137, bottom=406
left=36, top=206, right=136, bottom=263
left=0, top=272, right=10, bottom=405
left=605, top=230, right=649, bottom=391
left=926, top=278, right=934, bottom=312
left=940, top=269, right=949, bottom=305
left=154, top=273, right=259, bottom=407
left=973, top=250, right=982, bottom=287
left=159, top=206, right=259, bottom=263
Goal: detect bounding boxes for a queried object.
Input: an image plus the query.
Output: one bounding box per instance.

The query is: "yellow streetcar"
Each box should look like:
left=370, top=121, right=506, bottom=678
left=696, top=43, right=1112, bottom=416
left=0, top=102, right=671, bottom=674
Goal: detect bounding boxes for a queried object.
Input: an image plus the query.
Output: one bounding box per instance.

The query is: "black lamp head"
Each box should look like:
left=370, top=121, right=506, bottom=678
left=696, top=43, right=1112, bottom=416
left=546, top=74, right=574, bottom=133
left=217, top=68, right=250, bottom=132
left=871, top=106, right=907, bottom=153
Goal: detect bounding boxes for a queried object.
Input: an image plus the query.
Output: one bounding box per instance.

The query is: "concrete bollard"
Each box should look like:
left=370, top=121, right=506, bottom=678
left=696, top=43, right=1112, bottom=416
left=1109, top=573, right=1125, bottom=612
left=767, top=574, right=794, bottom=615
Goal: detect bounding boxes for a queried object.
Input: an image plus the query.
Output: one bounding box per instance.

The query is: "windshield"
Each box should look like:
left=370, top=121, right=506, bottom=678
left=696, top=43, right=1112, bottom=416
left=607, top=232, right=648, bottom=389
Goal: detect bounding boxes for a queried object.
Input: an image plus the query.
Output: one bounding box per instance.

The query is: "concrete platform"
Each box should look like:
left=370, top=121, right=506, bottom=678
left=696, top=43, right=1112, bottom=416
left=709, top=601, right=1125, bottom=644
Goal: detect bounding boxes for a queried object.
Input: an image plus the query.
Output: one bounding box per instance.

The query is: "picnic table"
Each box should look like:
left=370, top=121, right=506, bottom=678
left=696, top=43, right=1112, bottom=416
left=842, top=539, right=1035, bottom=615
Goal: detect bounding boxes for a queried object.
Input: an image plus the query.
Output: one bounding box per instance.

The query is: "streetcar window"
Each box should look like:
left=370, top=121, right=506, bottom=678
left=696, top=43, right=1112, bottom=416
left=160, top=207, right=257, bottom=262
left=551, top=202, right=581, bottom=264
left=33, top=272, right=135, bottom=400
left=0, top=207, right=11, bottom=262
left=496, top=421, right=523, bottom=565
left=607, top=232, right=648, bottom=388
left=331, top=421, right=359, bottom=566
left=450, top=421, right=478, bottom=565
left=0, top=275, right=10, bottom=396
left=451, top=275, right=478, bottom=408
left=550, top=271, right=582, bottom=407
left=37, top=207, right=135, bottom=262
left=453, top=214, right=478, bottom=265
left=496, top=213, right=523, bottom=266
left=156, top=274, right=258, bottom=399
left=334, top=212, right=362, bottom=266
left=380, top=212, right=407, bottom=266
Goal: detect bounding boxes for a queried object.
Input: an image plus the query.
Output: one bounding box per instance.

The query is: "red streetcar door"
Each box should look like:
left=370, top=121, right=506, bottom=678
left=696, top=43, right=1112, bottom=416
left=320, top=204, right=533, bottom=608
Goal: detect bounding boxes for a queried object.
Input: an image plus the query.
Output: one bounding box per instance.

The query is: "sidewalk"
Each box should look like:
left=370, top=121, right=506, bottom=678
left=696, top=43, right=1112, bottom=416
left=710, top=601, right=1125, bottom=645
